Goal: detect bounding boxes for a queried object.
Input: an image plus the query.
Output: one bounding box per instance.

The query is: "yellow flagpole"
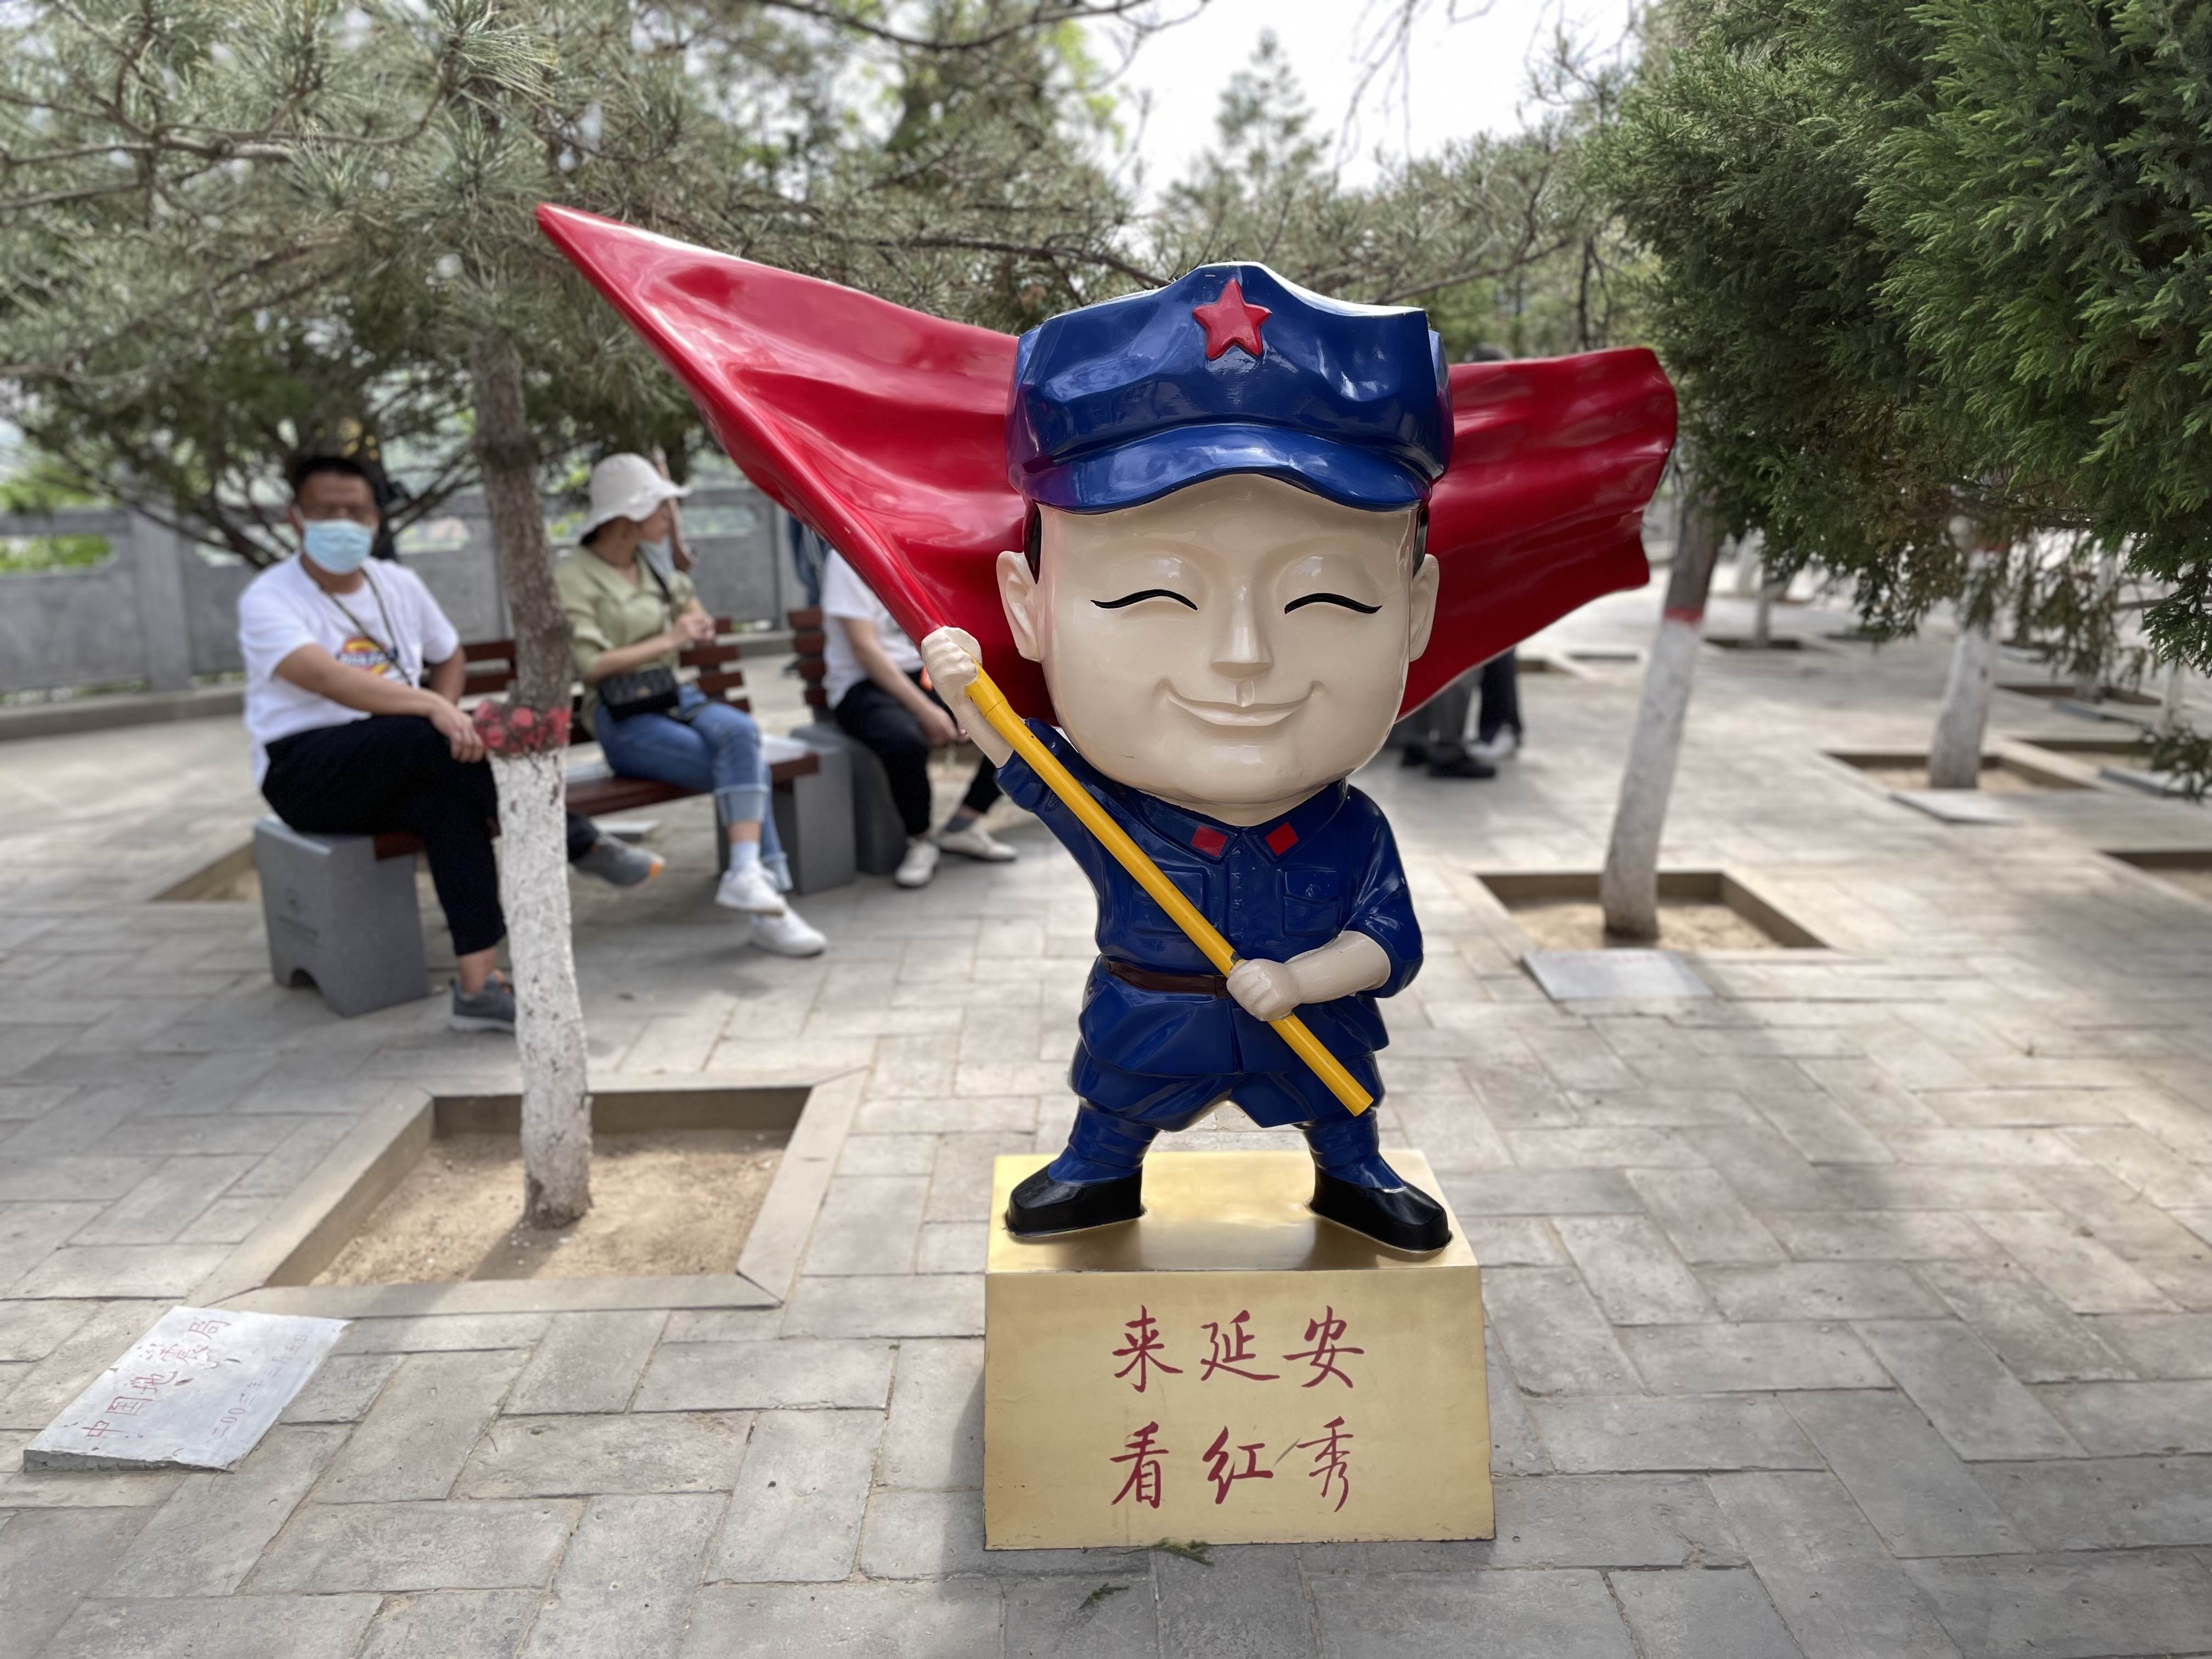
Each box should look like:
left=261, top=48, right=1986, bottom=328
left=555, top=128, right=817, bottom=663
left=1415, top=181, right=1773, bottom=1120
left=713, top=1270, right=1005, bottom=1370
left=961, top=666, right=1374, bottom=1116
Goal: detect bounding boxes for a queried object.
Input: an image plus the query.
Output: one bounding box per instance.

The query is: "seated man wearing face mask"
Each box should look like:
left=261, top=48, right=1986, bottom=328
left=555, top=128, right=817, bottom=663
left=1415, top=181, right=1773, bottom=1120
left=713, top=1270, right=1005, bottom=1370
left=241, top=454, right=662, bottom=1034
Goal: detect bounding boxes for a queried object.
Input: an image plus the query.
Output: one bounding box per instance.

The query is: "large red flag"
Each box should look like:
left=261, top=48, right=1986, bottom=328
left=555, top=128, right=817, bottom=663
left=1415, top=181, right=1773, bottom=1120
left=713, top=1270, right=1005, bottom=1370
left=538, top=206, right=1674, bottom=721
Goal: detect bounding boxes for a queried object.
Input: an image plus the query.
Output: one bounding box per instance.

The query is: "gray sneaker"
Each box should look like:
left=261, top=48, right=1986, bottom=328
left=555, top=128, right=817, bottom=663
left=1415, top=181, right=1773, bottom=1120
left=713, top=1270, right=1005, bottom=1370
left=574, top=837, right=663, bottom=887
left=450, top=973, right=516, bottom=1034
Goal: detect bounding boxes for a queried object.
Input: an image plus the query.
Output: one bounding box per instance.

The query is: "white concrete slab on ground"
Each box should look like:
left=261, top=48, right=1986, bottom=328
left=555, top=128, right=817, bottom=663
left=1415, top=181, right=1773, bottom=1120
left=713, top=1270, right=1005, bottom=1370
left=1523, top=948, right=1713, bottom=1001
left=1891, top=788, right=2021, bottom=825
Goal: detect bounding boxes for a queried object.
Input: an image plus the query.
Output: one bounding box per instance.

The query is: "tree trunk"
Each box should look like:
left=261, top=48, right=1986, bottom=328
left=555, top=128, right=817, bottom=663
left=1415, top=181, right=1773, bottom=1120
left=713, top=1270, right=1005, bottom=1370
left=1732, top=529, right=1763, bottom=596
left=2160, top=661, right=2187, bottom=734
left=470, top=332, right=591, bottom=1228
left=1928, top=615, right=1995, bottom=789
left=1752, top=578, right=1775, bottom=648
left=1600, top=488, right=1723, bottom=941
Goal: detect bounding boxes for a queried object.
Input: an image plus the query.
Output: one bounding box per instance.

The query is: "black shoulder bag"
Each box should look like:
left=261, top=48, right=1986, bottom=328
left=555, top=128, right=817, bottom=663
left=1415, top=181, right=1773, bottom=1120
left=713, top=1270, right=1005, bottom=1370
left=596, top=556, right=685, bottom=721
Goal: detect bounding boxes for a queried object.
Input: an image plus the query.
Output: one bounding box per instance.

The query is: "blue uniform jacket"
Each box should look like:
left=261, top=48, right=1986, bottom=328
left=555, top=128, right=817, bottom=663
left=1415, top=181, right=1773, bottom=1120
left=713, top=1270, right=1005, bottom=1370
left=996, top=721, right=1421, bottom=1078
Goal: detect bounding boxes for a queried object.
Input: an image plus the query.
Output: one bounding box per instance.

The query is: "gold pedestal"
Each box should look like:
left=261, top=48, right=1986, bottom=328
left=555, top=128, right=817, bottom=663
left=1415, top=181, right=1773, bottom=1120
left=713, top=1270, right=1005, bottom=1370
left=984, top=1150, right=1492, bottom=1549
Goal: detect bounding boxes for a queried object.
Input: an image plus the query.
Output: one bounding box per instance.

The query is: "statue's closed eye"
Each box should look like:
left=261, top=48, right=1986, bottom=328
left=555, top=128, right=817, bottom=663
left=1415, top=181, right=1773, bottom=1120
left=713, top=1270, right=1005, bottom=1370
left=1285, top=593, right=1381, bottom=614
left=1094, top=589, right=1197, bottom=610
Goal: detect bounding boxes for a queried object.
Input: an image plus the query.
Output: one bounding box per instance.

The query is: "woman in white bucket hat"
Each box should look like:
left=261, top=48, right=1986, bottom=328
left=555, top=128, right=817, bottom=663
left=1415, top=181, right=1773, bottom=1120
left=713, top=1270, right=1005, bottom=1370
left=556, top=454, right=826, bottom=957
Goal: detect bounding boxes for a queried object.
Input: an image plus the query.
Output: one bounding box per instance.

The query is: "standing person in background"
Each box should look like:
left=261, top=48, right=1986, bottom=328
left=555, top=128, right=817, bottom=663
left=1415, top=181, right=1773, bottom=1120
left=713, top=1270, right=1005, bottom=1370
left=244, top=454, right=661, bottom=1034
left=820, top=548, right=1016, bottom=888
left=1468, top=648, right=1523, bottom=763
left=558, top=454, right=827, bottom=957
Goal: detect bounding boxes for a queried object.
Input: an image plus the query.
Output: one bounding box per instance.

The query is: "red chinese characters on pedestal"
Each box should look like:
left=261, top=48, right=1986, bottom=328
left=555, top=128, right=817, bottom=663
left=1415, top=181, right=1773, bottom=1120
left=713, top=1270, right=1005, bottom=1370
left=1110, top=1306, right=1183, bottom=1393
left=1296, top=1416, right=1356, bottom=1512
left=1199, top=1310, right=1280, bottom=1383
left=1111, top=1421, right=1170, bottom=1509
left=1285, top=1306, right=1363, bottom=1389
left=1202, top=1427, right=1275, bottom=1505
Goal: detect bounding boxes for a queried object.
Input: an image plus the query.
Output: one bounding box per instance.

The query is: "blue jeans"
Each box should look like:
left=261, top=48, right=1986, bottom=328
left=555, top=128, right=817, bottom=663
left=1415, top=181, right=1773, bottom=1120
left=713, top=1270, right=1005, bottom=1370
left=595, top=685, right=788, bottom=881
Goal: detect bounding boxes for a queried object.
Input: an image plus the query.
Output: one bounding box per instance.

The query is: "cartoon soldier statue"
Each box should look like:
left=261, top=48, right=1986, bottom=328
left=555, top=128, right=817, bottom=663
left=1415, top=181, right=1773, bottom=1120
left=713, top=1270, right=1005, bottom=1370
left=540, top=210, right=1675, bottom=1256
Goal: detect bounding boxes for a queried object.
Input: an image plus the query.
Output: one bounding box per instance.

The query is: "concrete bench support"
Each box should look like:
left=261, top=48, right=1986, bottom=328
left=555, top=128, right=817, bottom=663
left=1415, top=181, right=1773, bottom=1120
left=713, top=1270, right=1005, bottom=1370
left=794, top=723, right=908, bottom=877
left=254, top=817, right=430, bottom=1017
left=767, top=738, right=857, bottom=893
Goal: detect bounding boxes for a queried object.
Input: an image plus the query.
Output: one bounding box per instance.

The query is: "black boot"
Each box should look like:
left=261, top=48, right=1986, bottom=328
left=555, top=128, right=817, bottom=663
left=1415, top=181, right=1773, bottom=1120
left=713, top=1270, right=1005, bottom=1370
left=1310, top=1169, right=1452, bottom=1253
left=1006, top=1166, right=1144, bottom=1237
left=1425, top=743, right=1496, bottom=780
left=1398, top=740, right=1429, bottom=768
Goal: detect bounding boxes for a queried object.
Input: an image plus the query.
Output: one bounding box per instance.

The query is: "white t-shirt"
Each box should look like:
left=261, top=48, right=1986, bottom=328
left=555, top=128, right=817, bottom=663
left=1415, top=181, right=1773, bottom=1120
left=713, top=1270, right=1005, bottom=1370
left=819, top=551, right=922, bottom=708
left=238, top=555, right=460, bottom=785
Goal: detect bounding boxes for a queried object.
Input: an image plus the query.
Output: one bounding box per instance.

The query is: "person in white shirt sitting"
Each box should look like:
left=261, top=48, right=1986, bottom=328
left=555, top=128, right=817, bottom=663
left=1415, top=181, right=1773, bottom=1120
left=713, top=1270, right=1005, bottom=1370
left=241, top=455, right=659, bottom=1033
left=820, top=549, right=1017, bottom=888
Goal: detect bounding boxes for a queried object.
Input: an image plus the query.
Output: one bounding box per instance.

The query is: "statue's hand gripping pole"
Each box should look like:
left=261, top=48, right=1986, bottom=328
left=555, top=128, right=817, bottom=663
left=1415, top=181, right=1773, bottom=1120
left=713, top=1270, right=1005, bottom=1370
left=959, top=667, right=1374, bottom=1116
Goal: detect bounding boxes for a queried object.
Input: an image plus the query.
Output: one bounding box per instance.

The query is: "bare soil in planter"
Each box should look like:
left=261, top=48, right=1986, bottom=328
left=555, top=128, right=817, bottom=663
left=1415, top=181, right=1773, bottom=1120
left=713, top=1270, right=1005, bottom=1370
left=1512, top=899, right=1778, bottom=952
left=314, top=1128, right=780, bottom=1284
left=1857, top=765, right=2047, bottom=794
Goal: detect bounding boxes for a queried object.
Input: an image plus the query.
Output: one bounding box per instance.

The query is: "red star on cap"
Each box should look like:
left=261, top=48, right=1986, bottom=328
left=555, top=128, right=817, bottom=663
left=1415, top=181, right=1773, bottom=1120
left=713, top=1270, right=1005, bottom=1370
left=1191, top=278, right=1269, bottom=361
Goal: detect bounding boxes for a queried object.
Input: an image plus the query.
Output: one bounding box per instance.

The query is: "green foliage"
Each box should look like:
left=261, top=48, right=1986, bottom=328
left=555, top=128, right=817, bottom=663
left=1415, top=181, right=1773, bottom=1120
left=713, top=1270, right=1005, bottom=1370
left=0, top=459, right=111, bottom=573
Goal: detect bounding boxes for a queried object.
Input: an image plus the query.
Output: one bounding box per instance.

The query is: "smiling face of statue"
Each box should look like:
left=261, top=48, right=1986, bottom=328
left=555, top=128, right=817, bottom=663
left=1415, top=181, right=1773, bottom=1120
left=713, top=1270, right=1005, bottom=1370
left=996, top=473, right=1439, bottom=826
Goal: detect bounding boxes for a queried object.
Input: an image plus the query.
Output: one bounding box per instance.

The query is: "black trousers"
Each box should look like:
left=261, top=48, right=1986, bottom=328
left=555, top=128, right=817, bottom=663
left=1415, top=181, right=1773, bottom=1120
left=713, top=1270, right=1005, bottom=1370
left=1476, top=649, right=1522, bottom=743
left=261, top=715, right=595, bottom=957
left=834, top=672, right=1001, bottom=838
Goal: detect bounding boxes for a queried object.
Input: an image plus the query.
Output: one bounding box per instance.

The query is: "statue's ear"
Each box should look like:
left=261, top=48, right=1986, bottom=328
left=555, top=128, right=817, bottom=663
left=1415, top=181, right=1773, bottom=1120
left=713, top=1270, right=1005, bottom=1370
left=997, top=549, right=1046, bottom=662
left=1407, top=551, right=1441, bottom=662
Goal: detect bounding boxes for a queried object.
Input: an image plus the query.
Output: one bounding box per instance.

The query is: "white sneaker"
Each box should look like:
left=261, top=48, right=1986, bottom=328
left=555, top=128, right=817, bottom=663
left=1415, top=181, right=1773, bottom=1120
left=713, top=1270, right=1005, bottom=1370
left=1467, top=728, right=1522, bottom=764
left=749, top=907, right=826, bottom=957
left=935, top=821, right=1017, bottom=862
left=894, top=838, right=940, bottom=889
left=715, top=862, right=787, bottom=915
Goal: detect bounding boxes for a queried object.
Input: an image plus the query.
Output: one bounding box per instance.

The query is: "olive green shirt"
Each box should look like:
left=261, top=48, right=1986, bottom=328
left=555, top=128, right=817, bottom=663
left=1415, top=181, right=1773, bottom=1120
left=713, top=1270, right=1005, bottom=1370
left=556, top=550, right=699, bottom=720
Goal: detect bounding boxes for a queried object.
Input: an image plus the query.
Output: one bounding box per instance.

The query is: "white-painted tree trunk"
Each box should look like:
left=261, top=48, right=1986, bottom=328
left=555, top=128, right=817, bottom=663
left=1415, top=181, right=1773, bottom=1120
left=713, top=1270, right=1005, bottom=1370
left=1732, top=530, right=1764, bottom=596
left=1927, top=619, right=1995, bottom=789
left=490, top=749, right=591, bottom=1224
left=1752, top=579, right=1775, bottom=648
left=2159, top=661, right=2187, bottom=733
left=1601, top=489, right=1723, bottom=941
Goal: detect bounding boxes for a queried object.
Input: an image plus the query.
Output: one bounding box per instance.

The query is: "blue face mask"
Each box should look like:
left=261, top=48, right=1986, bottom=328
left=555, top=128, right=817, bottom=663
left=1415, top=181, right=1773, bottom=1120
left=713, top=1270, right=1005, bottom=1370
left=301, top=518, right=375, bottom=575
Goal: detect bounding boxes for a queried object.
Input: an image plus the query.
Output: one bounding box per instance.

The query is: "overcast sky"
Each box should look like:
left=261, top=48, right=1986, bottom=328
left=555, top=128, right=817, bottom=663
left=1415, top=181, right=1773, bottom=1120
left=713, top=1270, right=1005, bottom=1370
left=1099, top=0, right=1637, bottom=196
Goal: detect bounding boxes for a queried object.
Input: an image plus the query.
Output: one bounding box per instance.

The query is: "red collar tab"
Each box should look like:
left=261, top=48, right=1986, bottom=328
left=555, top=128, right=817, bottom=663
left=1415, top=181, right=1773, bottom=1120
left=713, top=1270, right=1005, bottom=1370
left=1265, top=822, right=1299, bottom=856
left=1189, top=826, right=1229, bottom=857
left=1190, top=278, right=1269, bottom=362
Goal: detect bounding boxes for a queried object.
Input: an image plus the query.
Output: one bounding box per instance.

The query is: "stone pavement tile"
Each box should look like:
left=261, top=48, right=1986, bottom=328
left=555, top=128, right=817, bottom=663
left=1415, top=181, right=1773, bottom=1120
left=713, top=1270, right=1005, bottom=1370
left=1481, top=1268, right=1641, bottom=1395
left=1917, top=1262, right=2133, bottom=1383
left=679, top=1579, right=1005, bottom=1659
left=1675, top=1126, right=1838, bottom=1211
left=0, top=1296, right=97, bottom=1362
left=1756, top=1090, right=1896, bottom=1164
left=1487, top=1327, right=1553, bottom=1476
left=1505, top=1127, right=1706, bottom=1168
left=357, top=1590, right=541, bottom=1659
left=1525, top=1028, right=1640, bottom=1092
left=1622, top=1322, right=1887, bottom=1393
left=1820, top=1166, right=2045, bottom=1211
left=67, top=1154, right=258, bottom=1246
left=915, top=1220, right=990, bottom=1273
left=109, top=1424, right=347, bottom=1595
left=335, top=1314, right=551, bottom=1354
left=635, top=1339, right=893, bottom=1412
left=313, top=1348, right=526, bottom=1504
left=1154, top=1543, right=1308, bottom=1659
left=1308, top=1567, right=1635, bottom=1658
left=2032, top=1161, right=2212, bottom=1255
left=2036, top=1380, right=2212, bottom=1454
left=1709, top=1471, right=1962, bottom=1659
left=0, top=1297, right=166, bottom=1431
left=2087, top=1311, right=2212, bottom=1378
left=280, top=1352, right=400, bottom=1424
left=506, top=1310, right=667, bottom=1415
left=1903, top=1549, right=2212, bottom=1659
left=854, top=1093, right=1039, bottom=1135
left=805, top=1176, right=930, bottom=1275
left=782, top=1273, right=984, bottom=1338
left=1466, top=1054, right=1576, bottom=1129
left=1917, top=1087, right=2135, bottom=1127
left=0, top=1084, right=77, bottom=1122
left=1972, top=1455, right=2212, bottom=1549
left=172, top=1195, right=274, bottom=1244
left=459, top=1410, right=752, bottom=1499
left=521, top=1493, right=723, bottom=1659
left=704, top=1409, right=882, bottom=1583
left=40, top=1593, right=383, bottom=1659
left=837, top=1131, right=940, bottom=1175
left=1968, top=1211, right=2176, bottom=1313
left=1009, top=1571, right=1167, bottom=1659
left=1625, top=1169, right=1786, bottom=1264
left=1881, top=1127, right=2085, bottom=1166
left=1553, top=1217, right=1716, bottom=1324
left=1492, top=1473, right=1745, bottom=1567
left=0, top=1505, right=153, bottom=1656
left=1765, top=1211, right=1994, bottom=1262
left=660, top=1308, right=782, bottom=1343
left=8, top=1241, right=232, bottom=1298
left=2141, top=1254, right=2212, bottom=1311
left=1528, top=1395, right=1821, bottom=1472
left=1784, top=1392, right=2025, bottom=1558
left=228, top=1118, right=356, bottom=1198
left=881, top=1338, right=983, bottom=1489
left=860, top=1486, right=1149, bottom=1580
left=245, top=1498, right=582, bottom=1593
left=924, top=1131, right=1042, bottom=1223
left=1853, top=1322, right=2081, bottom=1460
left=1700, top=1263, right=1949, bottom=1322
left=1607, top=1566, right=1805, bottom=1659
left=0, top=1427, right=183, bottom=1509
left=0, top=1201, right=105, bottom=1286
left=1435, top=1170, right=1642, bottom=1215
left=105, top=1113, right=313, bottom=1157
left=1461, top=1216, right=1565, bottom=1265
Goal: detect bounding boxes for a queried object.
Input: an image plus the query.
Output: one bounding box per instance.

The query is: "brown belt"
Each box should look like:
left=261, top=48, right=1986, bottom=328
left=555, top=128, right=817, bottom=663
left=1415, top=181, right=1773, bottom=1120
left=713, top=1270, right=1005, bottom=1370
left=1102, top=957, right=1231, bottom=997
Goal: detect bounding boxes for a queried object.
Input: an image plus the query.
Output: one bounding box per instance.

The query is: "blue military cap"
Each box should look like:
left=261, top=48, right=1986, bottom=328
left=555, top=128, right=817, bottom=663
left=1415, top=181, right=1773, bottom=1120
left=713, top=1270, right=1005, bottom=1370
left=1006, top=263, right=1452, bottom=515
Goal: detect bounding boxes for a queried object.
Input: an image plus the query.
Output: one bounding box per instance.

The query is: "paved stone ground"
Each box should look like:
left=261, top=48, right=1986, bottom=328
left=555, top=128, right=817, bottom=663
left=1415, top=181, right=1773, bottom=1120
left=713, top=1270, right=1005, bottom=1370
left=3, top=575, right=2212, bottom=1658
